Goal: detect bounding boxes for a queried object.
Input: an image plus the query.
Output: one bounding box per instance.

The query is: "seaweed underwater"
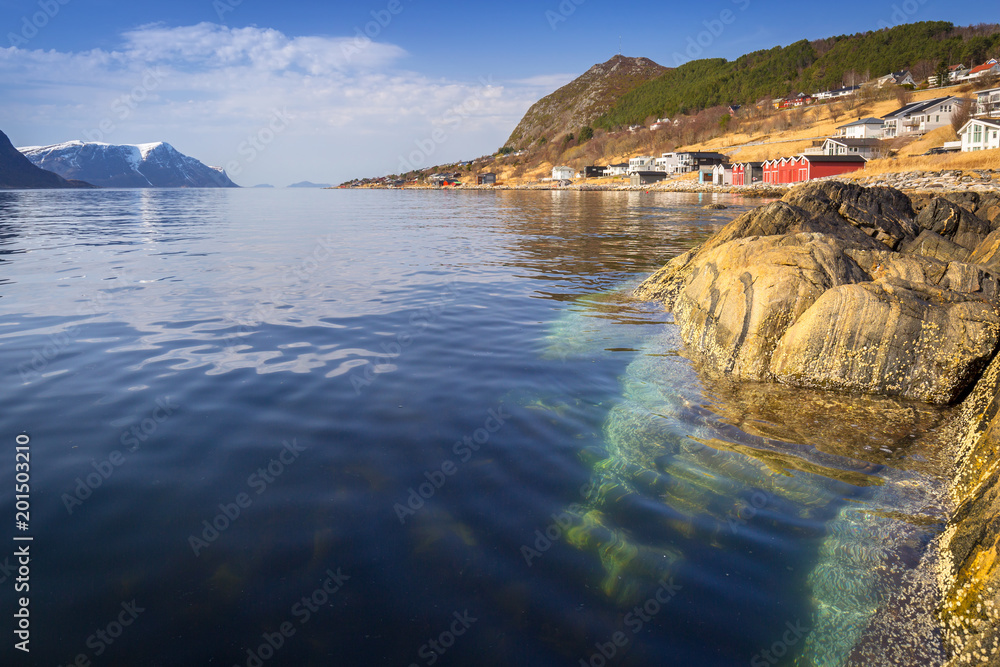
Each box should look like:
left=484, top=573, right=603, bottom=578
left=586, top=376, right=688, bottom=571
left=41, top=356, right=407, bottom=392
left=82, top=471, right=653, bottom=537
left=543, top=291, right=954, bottom=665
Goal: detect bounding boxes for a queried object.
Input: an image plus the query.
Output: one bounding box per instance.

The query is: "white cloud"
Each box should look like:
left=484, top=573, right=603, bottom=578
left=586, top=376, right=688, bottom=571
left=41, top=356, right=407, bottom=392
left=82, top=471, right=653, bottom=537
left=0, top=23, right=547, bottom=185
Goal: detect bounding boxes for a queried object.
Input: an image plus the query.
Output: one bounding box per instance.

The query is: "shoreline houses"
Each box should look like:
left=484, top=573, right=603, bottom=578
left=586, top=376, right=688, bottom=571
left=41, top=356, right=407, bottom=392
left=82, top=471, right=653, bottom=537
left=815, top=137, right=884, bottom=159
left=654, top=152, right=728, bottom=174
left=762, top=155, right=867, bottom=184
left=881, top=96, right=966, bottom=139
left=552, top=165, right=574, bottom=181
left=627, top=156, right=657, bottom=173
left=732, top=162, right=763, bottom=185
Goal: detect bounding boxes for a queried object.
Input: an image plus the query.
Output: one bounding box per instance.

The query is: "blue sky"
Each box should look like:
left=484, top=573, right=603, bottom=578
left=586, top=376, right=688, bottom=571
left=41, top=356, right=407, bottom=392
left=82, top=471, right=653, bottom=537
left=0, top=0, right=989, bottom=185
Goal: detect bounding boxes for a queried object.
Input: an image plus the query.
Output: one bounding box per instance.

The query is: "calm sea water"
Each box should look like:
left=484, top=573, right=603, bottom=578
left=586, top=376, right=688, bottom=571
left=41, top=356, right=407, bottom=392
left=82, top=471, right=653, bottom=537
left=0, top=189, right=949, bottom=667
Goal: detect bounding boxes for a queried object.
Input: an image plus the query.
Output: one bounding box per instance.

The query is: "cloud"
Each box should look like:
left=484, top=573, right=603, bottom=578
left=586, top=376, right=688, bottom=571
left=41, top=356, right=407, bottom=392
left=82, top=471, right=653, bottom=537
left=0, top=23, right=544, bottom=184
left=118, top=22, right=406, bottom=73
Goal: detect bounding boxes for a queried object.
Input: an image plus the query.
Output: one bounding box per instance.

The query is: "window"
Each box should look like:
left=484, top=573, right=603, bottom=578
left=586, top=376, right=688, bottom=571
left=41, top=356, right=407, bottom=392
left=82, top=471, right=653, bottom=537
left=973, top=125, right=983, bottom=144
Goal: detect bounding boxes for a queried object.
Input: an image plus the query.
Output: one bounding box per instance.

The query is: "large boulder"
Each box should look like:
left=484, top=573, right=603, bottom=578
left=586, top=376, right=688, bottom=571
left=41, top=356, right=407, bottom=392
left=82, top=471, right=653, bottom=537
left=671, top=233, right=869, bottom=380
left=770, top=277, right=1000, bottom=404
left=915, top=198, right=991, bottom=250
left=784, top=181, right=918, bottom=249
left=634, top=182, right=902, bottom=307
left=914, top=192, right=1000, bottom=230
left=969, top=228, right=1000, bottom=273
left=637, top=182, right=1000, bottom=405
left=900, top=230, right=971, bottom=263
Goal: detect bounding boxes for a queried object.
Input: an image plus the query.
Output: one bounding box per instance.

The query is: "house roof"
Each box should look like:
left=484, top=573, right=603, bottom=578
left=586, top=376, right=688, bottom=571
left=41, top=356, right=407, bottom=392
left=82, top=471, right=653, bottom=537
left=882, top=96, right=957, bottom=120
left=825, top=137, right=884, bottom=147
left=802, top=154, right=868, bottom=163
left=678, top=152, right=727, bottom=158
left=837, top=117, right=884, bottom=128
left=735, top=162, right=763, bottom=167
left=949, top=64, right=966, bottom=71
left=958, top=118, right=1000, bottom=134
left=970, top=59, right=1000, bottom=75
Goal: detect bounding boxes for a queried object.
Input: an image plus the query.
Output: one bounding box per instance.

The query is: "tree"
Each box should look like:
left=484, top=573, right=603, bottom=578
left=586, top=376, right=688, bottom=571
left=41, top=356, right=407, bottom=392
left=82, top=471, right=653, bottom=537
left=910, top=59, right=936, bottom=82
left=951, top=98, right=974, bottom=133
left=934, top=60, right=950, bottom=87
left=895, top=86, right=914, bottom=106
left=578, top=126, right=594, bottom=142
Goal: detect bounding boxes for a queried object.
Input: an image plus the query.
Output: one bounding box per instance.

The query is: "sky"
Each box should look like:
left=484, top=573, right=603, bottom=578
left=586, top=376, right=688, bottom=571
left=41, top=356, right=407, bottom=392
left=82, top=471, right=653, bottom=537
left=0, top=0, right=991, bottom=185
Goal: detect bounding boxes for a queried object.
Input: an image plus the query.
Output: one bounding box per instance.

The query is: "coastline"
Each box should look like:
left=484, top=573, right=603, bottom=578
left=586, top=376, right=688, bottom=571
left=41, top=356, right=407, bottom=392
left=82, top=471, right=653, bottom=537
left=335, top=169, right=1000, bottom=198
left=627, top=180, right=1000, bottom=666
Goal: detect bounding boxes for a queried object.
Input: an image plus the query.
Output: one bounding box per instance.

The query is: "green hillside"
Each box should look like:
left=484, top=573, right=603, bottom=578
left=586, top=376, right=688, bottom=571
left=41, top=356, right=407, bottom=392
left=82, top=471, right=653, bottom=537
left=596, top=21, right=1000, bottom=129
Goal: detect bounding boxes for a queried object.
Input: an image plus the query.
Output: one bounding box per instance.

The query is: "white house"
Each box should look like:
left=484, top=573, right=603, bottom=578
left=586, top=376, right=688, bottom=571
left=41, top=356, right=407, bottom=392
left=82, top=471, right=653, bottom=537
left=975, top=87, right=1000, bottom=119
left=875, top=70, right=915, bottom=88
left=552, top=166, right=574, bottom=180
left=712, top=163, right=732, bottom=186
left=650, top=118, right=671, bottom=131
left=604, top=163, right=629, bottom=177
left=835, top=118, right=885, bottom=139
left=882, top=96, right=966, bottom=139
left=674, top=152, right=728, bottom=174
left=929, top=64, right=969, bottom=86
left=959, top=118, right=1000, bottom=152
left=815, top=85, right=859, bottom=100
left=821, top=137, right=884, bottom=159
left=627, top=156, right=656, bottom=173
left=962, top=59, right=1000, bottom=82
left=655, top=153, right=680, bottom=173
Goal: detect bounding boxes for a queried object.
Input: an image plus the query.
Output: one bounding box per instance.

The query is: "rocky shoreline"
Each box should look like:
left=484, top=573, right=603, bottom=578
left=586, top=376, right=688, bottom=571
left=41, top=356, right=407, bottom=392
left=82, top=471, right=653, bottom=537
left=633, top=182, right=1000, bottom=665
left=354, top=170, right=1000, bottom=198
left=854, top=169, right=1000, bottom=193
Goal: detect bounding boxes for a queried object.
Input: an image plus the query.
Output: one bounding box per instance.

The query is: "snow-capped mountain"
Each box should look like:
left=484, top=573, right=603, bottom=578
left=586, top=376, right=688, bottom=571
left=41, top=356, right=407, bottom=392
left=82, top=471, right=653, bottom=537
left=18, top=141, right=240, bottom=188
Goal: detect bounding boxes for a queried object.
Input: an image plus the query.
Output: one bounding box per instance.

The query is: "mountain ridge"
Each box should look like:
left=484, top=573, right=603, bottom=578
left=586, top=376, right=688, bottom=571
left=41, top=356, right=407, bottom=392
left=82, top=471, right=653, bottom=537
left=19, top=141, right=240, bottom=188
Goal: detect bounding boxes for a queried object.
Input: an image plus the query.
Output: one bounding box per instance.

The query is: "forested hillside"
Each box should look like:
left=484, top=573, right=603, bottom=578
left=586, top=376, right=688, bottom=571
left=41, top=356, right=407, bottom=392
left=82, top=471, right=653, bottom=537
left=596, top=21, right=1000, bottom=129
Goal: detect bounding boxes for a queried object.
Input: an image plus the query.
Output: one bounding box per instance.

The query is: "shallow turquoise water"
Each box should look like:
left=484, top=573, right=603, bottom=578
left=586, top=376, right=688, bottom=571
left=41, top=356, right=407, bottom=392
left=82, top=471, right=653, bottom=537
left=0, top=189, right=947, bottom=666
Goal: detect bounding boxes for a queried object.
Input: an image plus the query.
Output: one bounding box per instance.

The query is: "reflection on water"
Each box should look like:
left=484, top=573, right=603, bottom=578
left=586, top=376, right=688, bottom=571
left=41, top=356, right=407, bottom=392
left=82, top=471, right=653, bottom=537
left=0, top=188, right=950, bottom=666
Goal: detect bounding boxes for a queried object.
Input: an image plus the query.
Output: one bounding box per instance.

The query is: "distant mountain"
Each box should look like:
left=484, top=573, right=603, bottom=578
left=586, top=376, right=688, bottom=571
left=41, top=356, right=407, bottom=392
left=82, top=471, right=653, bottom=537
left=504, top=55, right=670, bottom=149
left=19, top=141, right=240, bottom=188
left=252, top=184, right=275, bottom=188
left=0, top=129, right=92, bottom=189
left=288, top=181, right=330, bottom=188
